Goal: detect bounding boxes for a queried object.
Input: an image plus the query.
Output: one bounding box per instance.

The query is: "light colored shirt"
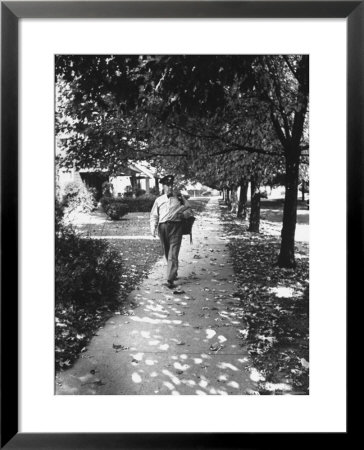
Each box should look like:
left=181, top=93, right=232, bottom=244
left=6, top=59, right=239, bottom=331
left=150, top=194, right=191, bottom=235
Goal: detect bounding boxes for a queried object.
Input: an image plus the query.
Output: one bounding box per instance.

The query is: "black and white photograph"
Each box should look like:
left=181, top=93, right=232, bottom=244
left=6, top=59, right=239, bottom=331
left=54, top=55, right=309, bottom=396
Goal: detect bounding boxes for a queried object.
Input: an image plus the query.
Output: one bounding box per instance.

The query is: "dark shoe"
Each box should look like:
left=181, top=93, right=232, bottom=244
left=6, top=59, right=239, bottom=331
left=173, top=289, right=185, bottom=295
left=163, top=282, right=175, bottom=289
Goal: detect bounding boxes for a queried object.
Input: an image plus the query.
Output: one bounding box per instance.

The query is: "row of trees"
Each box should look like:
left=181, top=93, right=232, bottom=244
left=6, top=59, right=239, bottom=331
left=56, top=55, right=309, bottom=268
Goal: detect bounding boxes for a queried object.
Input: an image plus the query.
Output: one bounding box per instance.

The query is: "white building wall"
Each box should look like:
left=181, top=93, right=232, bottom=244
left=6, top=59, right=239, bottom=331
left=110, top=176, right=131, bottom=197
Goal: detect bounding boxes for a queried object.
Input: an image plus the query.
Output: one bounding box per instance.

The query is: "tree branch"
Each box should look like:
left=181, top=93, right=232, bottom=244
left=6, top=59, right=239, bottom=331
left=270, top=109, right=287, bottom=145
left=266, top=58, right=291, bottom=139
left=208, top=144, right=284, bottom=158
left=162, top=119, right=308, bottom=157
left=168, top=122, right=224, bottom=140
left=282, top=55, right=300, bottom=82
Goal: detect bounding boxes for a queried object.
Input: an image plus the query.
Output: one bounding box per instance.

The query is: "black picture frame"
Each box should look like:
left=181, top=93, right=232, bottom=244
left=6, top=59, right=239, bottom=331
left=1, top=1, right=357, bottom=448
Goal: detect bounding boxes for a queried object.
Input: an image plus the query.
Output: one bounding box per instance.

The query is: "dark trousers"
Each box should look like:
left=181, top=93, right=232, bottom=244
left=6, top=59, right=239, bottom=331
left=158, top=221, right=183, bottom=283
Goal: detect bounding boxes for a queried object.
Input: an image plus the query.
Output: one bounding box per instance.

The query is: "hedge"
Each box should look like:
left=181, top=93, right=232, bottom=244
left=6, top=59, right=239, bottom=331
left=56, top=223, right=123, bottom=307
left=100, top=197, right=129, bottom=220
left=121, top=194, right=157, bottom=212
left=101, top=194, right=157, bottom=214
left=106, top=202, right=129, bottom=220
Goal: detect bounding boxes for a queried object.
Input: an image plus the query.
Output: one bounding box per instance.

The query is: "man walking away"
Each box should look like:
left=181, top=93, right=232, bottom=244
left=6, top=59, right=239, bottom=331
left=150, top=175, right=191, bottom=289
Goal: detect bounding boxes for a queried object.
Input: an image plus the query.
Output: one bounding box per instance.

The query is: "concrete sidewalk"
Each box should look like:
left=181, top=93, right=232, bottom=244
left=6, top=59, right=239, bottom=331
left=56, top=197, right=258, bottom=395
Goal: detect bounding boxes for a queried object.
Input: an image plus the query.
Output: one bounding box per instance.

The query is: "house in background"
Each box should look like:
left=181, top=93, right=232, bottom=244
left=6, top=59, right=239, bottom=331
left=56, top=161, right=220, bottom=201
left=184, top=181, right=219, bottom=197
left=110, top=162, right=158, bottom=197
left=57, top=162, right=159, bottom=200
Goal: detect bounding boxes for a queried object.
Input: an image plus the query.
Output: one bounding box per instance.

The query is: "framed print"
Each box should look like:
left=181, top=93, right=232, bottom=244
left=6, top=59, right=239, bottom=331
left=1, top=0, right=357, bottom=447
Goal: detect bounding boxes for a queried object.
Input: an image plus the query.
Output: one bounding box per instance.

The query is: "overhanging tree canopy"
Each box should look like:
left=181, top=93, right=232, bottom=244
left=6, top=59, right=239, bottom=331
left=56, top=54, right=309, bottom=268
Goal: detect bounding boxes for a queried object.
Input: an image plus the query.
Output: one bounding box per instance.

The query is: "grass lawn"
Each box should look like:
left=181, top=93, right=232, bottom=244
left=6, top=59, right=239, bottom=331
left=220, top=200, right=309, bottom=395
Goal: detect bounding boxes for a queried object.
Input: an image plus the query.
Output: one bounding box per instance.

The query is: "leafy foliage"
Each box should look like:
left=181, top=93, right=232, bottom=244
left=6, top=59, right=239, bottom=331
left=100, top=195, right=113, bottom=211
left=149, top=186, right=160, bottom=196
left=100, top=197, right=129, bottom=220
left=101, top=181, right=114, bottom=197
left=101, top=194, right=157, bottom=214
left=62, top=181, right=97, bottom=215
left=55, top=207, right=126, bottom=369
left=121, top=194, right=158, bottom=212
left=55, top=55, right=309, bottom=267
left=55, top=55, right=308, bottom=172
left=56, top=225, right=123, bottom=308
left=106, top=203, right=129, bottom=220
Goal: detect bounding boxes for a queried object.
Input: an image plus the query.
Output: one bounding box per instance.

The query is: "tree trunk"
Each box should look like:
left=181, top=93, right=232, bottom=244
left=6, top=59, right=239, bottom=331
left=278, top=150, right=300, bottom=268
left=155, top=177, right=160, bottom=195
left=225, top=188, right=231, bottom=208
left=237, top=179, right=249, bottom=219
left=230, top=187, right=238, bottom=213
left=130, top=175, right=137, bottom=198
left=248, top=175, right=260, bottom=232
left=301, top=179, right=305, bottom=202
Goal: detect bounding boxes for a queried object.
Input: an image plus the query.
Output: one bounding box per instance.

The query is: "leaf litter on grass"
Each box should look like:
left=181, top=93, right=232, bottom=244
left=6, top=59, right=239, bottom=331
left=219, top=201, right=309, bottom=395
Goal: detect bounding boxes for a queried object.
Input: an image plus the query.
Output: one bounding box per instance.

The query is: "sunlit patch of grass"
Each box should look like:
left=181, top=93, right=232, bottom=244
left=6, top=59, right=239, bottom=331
left=219, top=200, right=309, bottom=395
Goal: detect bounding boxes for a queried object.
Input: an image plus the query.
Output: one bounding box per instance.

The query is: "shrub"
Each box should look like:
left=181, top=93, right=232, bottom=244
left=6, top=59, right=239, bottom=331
left=122, top=194, right=157, bottom=212
left=138, top=193, right=158, bottom=201
left=105, top=202, right=129, bottom=220
left=299, top=183, right=309, bottom=193
left=150, top=186, right=160, bottom=196
left=100, top=196, right=129, bottom=220
left=88, top=187, right=99, bottom=207
left=100, top=196, right=112, bottom=211
left=56, top=222, right=123, bottom=307
left=123, top=186, right=133, bottom=197
left=55, top=197, right=65, bottom=232
left=62, top=181, right=96, bottom=215
left=102, top=181, right=114, bottom=198
left=136, top=188, right=146, bottom=197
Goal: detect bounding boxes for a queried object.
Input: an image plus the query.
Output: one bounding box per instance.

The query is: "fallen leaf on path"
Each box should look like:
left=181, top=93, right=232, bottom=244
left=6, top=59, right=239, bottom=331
left=209, top=343, right=224, bottom=352
left=115, top=345, right=129, bottom=352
